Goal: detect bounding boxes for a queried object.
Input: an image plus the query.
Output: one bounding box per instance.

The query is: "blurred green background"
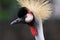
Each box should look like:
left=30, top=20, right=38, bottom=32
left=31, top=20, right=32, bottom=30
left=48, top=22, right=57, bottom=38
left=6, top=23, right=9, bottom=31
left=0, top=0, right=19, bottom=21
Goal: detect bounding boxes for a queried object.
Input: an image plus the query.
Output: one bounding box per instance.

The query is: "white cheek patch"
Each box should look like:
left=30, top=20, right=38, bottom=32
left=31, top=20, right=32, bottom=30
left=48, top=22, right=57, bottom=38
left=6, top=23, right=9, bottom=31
left=25, top=14, right=33, bottom=23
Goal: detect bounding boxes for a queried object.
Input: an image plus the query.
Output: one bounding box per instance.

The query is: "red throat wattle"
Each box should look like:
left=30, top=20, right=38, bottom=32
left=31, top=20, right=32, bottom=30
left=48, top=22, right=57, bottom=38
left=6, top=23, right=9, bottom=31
left=30, top=26, right=37, bottom=37
left=27, top=11, right=37, bottom=37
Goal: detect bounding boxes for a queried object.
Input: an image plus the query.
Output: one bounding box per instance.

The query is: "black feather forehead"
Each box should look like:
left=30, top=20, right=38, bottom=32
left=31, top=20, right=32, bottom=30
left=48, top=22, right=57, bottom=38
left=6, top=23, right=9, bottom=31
left=18, top=7, right=28, bottom=18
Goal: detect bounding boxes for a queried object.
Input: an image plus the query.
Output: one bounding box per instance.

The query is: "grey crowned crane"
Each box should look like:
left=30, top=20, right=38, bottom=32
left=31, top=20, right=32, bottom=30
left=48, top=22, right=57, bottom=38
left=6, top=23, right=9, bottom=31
left=10, top=0, right=52, bottom=40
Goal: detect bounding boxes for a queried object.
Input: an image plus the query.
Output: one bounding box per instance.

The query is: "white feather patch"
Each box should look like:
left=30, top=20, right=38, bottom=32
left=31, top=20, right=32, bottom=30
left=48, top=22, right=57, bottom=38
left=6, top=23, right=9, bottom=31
left=25, top=13, right=33, bottom=23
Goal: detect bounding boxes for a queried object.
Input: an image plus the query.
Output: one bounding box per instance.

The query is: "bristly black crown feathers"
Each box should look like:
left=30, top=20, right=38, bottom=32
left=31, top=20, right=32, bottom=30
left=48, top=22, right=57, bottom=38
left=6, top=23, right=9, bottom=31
left=18, top=7, right=28, bottom=18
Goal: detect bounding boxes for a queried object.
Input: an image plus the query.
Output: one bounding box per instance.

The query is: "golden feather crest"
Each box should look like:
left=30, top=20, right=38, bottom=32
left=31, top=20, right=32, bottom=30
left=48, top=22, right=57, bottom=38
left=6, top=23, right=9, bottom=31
left=17, top=0, right=52, bottom=20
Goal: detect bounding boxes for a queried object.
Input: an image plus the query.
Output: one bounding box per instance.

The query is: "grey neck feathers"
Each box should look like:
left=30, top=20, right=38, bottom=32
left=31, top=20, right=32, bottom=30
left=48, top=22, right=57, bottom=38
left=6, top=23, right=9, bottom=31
left=35, top=18, right=45, bottom=40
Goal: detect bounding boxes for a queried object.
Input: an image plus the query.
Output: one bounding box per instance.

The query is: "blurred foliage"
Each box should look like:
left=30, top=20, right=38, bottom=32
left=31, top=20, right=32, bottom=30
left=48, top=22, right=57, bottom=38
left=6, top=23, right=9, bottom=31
left=0, top=0, right=20, bottom=21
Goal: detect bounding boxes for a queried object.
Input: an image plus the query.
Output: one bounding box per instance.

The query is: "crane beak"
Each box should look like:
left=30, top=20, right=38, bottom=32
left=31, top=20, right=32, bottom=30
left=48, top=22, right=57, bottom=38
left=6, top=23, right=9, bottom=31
left=10, top=18, right=22, bottom=25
